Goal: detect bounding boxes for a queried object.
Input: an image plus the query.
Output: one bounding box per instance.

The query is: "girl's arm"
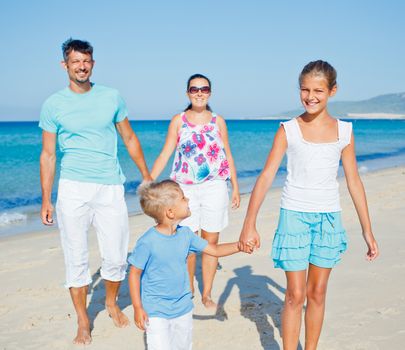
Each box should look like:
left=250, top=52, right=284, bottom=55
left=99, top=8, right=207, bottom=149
left=239, top=126, right=287, bottom=252
left=341, top=133, right=379, bottom=261
left=128, top=266, right=149, bottom=330
left=217, top=116, right=240, bottom=208
left=150, top=114, right=181, bottom=180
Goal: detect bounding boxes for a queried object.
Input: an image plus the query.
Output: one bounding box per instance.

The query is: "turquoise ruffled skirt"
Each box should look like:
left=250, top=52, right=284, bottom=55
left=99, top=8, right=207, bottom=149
left=271, top=208, right=348, bottom=271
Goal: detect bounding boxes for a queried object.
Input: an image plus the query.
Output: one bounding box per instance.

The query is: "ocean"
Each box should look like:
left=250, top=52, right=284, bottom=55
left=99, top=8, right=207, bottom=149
left=1, top=119, right=405, bottom=237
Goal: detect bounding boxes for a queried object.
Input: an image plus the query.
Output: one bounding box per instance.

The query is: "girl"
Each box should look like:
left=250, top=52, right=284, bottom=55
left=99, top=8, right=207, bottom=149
left=239, top=60, right=379, bottom=349
left=151, top=73, right=240, bottom=309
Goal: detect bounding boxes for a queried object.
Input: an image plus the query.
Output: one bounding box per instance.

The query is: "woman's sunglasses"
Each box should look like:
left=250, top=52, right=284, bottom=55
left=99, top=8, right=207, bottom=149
left=188, top=86, right=211, bottom=94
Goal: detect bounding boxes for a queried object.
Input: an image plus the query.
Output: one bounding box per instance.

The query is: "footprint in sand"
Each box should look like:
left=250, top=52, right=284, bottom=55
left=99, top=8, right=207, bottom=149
left=376, top=307, right=400, bottom=317
left=46, top=246, right=60, bottom=252
left=21, top=316, right=42, bottom=330
left=1, top=260, right=47, bottom=273
left=0, top=305, right=10, bottom=316
left=346, top=341, right=380, bottom=350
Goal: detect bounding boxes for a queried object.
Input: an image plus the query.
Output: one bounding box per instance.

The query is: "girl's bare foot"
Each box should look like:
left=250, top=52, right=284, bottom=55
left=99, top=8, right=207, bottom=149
left=106, top=303, right=130, bottom=328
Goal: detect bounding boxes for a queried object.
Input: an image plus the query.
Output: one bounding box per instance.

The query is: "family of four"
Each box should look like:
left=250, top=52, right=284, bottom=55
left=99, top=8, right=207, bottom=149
left=39, top=38, right=379, bottom=350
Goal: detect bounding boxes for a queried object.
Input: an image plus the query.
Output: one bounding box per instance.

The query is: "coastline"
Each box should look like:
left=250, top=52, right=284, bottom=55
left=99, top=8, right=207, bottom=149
left=1, top=117, right=404, bottom=237
left=2, top=155, right=403, bottom=238
left=1, top=165, right=404, bottom=349
left=2, top=113, right=405, bottom=123
left=240, top=113, right=405, bottom=120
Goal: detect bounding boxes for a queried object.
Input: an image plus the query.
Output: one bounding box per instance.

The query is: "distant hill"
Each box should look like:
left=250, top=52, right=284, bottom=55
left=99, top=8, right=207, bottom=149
left=280, top=92, right=405, bottom=118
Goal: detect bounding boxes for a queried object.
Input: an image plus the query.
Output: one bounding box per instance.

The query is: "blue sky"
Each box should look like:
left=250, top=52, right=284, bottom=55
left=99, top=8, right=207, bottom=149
left=1, top=0, right=404, bottom=120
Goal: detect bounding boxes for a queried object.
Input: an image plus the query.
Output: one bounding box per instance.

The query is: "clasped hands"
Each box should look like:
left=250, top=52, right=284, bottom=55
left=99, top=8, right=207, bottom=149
left=238, top=228, right=261, bottom=254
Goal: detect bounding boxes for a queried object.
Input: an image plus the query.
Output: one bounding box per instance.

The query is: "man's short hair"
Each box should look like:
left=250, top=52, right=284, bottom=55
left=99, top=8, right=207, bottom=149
left=61, top=38, right=93, bottom=61
left=137, top=180, right=182, bottom=223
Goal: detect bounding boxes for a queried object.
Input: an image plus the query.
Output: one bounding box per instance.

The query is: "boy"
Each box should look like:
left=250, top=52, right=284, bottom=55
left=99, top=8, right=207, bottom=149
left=128, top=180, right=251, bottom=349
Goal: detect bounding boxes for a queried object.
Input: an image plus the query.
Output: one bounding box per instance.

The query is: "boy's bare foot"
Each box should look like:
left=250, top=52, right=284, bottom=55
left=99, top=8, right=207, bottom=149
left=73, top=323, right=92, bottom=345
left=106, top=303, right=129, bottom=328
left=202, top=296, right=217, bottom=309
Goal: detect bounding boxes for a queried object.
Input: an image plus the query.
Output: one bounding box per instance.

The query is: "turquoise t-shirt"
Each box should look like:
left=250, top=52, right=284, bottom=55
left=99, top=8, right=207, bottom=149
left=128, top=226, right=208, bottom=319
left=39, top=84, right=128, bottom=184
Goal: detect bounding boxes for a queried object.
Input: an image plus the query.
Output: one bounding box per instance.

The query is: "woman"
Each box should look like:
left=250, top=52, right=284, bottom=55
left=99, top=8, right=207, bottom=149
left=151, top=73, right=240, bottom=308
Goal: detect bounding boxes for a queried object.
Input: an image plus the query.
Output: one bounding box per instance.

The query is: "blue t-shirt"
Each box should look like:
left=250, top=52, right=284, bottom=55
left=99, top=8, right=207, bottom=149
left=128, top=226, right=208, bottom=319
left=39, top=84, right=128, bottom=184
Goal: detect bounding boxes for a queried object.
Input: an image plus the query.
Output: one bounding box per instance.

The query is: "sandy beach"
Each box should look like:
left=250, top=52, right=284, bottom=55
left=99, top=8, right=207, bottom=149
left=1, top=166, right=404, bottom=350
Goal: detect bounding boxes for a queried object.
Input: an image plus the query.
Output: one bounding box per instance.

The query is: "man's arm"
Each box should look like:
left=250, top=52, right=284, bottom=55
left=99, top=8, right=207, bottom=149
left=39, top=131, right=57, bottom=225
left=116, top=118, right=152, bottom=181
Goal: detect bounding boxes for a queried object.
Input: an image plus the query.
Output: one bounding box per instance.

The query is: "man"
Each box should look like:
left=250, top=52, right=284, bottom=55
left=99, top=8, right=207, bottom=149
left=39, top=38, right=151, bottom=345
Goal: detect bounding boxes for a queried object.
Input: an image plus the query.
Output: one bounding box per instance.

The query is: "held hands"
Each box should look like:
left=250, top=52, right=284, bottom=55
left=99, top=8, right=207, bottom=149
left=139, top=175, right=154, bottom=191
left=41, top=202, right=54, bottom=225
left=238, top=240, right=256, bottom=254
left=134, top=306, right=149, bottom=331
left=239, top=225, right=261, bottom=254
left=142, top=174, right=153, bottom=183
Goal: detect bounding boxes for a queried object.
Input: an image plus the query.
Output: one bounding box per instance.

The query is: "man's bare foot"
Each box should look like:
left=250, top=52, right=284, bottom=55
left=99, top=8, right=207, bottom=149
left=106, top=303, right=129, bottom=328
left=202, top=296, right=217, bottom=309
left=73, top=324, right=92, bottom=345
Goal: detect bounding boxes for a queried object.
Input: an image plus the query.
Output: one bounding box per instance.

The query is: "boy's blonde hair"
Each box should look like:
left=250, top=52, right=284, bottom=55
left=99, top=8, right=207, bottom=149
left=137, top=180, right=183, bottom=222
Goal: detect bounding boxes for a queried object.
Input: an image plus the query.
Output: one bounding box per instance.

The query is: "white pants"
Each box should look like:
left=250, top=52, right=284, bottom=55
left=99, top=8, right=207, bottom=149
left=146, top=311, right=193, bottom=350
left=179, top=180, right=229, bottom=233
left=56, top=179, right=129, bottom=288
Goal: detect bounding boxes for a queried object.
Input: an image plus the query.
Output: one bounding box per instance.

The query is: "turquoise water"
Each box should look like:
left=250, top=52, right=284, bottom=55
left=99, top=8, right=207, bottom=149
left=1, top=119, right=405, bottom=236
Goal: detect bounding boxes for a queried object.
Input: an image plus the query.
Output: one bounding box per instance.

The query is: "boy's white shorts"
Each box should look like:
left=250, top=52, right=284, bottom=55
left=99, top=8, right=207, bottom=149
left=179, top=180, right=229, bottom=233
left=146, top=310, right=193, bottom=350
left=56, top=179, right=129, bottom=288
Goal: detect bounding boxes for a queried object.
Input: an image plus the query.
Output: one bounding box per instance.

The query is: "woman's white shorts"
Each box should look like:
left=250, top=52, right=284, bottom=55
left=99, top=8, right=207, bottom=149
left=179, top=180, right=229, bottom=233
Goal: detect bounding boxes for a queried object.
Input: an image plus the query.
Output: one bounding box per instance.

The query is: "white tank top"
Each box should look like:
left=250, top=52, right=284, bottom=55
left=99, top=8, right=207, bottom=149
left=280, top=118, right=352, bottom=213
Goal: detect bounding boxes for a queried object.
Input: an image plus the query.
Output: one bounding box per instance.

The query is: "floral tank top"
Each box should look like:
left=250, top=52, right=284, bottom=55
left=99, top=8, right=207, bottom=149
left=170, top=112, right=230, bottom=184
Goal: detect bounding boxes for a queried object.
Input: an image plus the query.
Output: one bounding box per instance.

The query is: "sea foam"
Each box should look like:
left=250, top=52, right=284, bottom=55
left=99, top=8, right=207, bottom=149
left=0, top=212, right=27, bottom=226
left=358, top=166, right=369, bottom=174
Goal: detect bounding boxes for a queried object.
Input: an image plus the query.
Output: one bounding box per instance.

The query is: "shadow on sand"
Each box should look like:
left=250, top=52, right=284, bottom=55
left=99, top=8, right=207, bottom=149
left=86, top=260, right=148, bottom=348
left=86, top=260, right=303, bottom=350
left=195, top=265, right=303, bottom=350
